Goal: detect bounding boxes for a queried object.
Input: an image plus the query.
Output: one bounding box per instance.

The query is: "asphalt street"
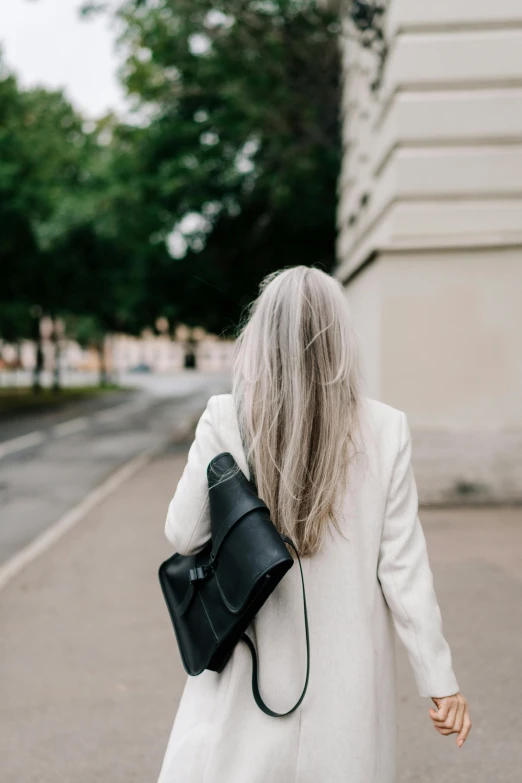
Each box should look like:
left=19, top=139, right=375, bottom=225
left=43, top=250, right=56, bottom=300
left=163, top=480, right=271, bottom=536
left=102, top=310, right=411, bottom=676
left=0, top=371, right=231, bottom=567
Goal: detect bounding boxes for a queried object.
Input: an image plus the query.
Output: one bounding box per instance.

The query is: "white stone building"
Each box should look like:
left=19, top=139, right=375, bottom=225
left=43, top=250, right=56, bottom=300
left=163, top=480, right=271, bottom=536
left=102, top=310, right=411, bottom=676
left=332, top=1, right=522, bottom=502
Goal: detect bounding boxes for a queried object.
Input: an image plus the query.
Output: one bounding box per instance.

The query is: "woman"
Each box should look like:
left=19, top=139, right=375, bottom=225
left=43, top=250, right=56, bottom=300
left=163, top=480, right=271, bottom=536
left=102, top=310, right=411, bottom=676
left=157, top=265, right=471, bottom=783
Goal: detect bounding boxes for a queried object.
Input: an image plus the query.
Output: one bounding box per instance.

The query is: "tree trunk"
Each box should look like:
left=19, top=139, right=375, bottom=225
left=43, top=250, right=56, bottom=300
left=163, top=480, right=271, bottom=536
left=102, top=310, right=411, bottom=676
left=15, top=341, right=22, bottom=388
left=184, top=337, right=197, bottom=369
left=97, top=340, right=108, bottom=388
left=52, top=318, right=61, bottom=393
left=32, top=317, right=44, bottom=394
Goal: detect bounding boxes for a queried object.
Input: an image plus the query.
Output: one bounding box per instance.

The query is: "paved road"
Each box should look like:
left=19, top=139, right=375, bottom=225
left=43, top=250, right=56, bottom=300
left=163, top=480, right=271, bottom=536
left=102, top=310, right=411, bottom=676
left=0, top=371, right=231, bottom=567
left=0, top=441, right=520, bottom=782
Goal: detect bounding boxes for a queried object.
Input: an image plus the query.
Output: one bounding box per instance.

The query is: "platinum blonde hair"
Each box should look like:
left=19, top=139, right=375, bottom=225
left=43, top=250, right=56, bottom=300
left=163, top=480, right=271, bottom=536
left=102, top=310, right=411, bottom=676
left=231, top=265, right=361, bottom=557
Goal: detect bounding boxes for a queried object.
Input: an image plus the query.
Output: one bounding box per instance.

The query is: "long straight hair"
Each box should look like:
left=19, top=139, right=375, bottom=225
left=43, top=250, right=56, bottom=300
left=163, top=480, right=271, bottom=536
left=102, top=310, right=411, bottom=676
left=231, top=265, right=361, bottom=557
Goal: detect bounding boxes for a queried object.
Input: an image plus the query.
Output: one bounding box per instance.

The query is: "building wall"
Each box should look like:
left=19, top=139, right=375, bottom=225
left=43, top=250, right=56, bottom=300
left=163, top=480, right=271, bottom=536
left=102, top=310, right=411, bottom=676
left=336, top=0, right=522, bottom=502
left=347, top=249, right=522, bottom=429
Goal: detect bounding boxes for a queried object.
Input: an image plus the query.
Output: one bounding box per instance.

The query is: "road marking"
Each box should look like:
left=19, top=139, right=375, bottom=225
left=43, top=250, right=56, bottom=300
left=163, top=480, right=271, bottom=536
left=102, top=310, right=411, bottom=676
left=0, top=431, right=45, bottom=460
left=95, top=406, right=128, bottom=423
left=53, top=416, right=89, bottom=438
left=0, top=442, right=167, bottom=592
left=0, top=400, right=154, bottom=460
left=94, top=400, right=150, bottom=423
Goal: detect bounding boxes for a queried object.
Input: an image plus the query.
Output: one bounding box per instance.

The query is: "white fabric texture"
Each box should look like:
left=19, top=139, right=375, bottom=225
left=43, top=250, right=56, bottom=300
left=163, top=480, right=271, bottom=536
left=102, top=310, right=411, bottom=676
left=157, top=393, right=459, bottom=783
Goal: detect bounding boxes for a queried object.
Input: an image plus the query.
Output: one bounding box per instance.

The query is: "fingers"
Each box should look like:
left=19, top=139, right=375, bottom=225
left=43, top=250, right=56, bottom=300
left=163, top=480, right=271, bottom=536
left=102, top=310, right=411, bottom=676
left=442, top=699, right=458, bottom=730
left=428, top=692, right=472, bottom=748
left=456, top=709, right=472, bottom=748
left=453, top=698, right=466, bottom=737
left=431, top=698, right=451, bottom=723
left=434, top=725, right=453, bottom=735
left=429, top=697, right=452, bottom=725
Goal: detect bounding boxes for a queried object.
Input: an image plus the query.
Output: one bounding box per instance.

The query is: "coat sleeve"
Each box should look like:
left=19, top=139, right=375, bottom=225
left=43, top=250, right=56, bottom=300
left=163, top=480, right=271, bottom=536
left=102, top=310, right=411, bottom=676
left=164, top=394, right=222, bottom=555
left=377, top=411, right=460, bottom=698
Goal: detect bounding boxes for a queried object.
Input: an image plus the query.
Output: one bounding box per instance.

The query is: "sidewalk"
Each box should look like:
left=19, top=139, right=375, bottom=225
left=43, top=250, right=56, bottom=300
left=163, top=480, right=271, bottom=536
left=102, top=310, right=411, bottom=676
left=395, top=504, right=522, bottom=782
left=0, top=448, right=188, bottom=783
left=1, top=448, right=521, bottom=782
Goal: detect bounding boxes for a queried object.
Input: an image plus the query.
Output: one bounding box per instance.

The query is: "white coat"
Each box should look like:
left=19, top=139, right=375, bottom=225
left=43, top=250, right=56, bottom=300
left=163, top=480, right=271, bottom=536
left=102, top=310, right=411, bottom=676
left=157, top=393, right=459, bottom=783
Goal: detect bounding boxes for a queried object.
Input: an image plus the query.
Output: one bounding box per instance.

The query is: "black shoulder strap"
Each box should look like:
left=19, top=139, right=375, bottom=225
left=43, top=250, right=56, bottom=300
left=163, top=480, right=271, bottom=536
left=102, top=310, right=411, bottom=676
left=241, top=535, right=310, bottom=717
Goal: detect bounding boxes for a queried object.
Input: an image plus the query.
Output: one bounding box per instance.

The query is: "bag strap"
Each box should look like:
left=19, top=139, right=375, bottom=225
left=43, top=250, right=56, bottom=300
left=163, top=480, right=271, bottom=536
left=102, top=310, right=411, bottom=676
left=241, top=535, right=310, bottom=717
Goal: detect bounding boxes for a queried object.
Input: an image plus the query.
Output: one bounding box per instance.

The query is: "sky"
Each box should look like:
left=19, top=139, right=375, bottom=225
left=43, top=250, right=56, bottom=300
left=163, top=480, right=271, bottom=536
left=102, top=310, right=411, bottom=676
left=0, top=0, right=127, bottom=118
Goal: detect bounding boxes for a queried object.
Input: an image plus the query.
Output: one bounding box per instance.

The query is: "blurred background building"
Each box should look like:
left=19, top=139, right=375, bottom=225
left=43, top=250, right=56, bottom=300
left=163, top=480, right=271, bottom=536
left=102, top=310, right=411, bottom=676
left=332, top=0, right=522, bottom=503
left=0, top=325, right=234, bottom=377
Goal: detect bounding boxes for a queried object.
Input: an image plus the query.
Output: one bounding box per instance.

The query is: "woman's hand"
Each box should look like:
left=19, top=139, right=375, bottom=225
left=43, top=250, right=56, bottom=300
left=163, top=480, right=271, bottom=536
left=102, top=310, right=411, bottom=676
left=429, top=692, right=472, bottom=747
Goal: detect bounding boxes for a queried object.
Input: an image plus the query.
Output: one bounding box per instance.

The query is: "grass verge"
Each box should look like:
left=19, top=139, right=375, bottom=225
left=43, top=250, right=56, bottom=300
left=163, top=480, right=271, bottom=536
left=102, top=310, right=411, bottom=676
left=0, top=385, right=122, bottom=417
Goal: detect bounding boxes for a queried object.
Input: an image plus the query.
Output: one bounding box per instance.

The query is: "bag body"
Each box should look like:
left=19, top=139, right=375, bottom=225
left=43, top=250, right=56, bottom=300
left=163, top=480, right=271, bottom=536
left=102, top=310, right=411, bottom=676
left=159, top=451, right=309, bottom=716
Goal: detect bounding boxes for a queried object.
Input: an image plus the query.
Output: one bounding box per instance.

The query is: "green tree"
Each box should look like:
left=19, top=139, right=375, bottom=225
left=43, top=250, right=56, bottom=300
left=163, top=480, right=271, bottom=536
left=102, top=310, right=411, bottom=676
left=0, top=57, right=103, bottom=388
left=5, top=0, right=343, bottom=368
left=0, top=58, right=155, bottom=387
left=0, top=58, right=94, bottom=300
left=85, top=0, right=342, bottom=335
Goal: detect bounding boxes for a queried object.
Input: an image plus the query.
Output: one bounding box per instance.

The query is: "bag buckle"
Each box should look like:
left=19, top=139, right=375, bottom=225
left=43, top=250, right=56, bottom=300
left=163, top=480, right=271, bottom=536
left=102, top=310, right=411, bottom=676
left=189, top=565, right=211, bottom=584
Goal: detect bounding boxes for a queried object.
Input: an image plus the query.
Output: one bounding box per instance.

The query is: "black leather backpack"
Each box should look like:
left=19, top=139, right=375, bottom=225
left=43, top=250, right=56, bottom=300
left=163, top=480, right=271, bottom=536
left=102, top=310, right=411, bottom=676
left=158, top=451, right=310, bottom=717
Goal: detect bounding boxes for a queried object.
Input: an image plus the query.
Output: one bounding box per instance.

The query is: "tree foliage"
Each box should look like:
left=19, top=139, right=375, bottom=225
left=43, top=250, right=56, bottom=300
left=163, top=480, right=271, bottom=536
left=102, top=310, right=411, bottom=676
left=3, top=0, right=343, bottom=347
left=0, top=57, right=158, bottom=346
left=107, top=0, right=343, bottom=333
left=0, top=58, right=99, bottom=327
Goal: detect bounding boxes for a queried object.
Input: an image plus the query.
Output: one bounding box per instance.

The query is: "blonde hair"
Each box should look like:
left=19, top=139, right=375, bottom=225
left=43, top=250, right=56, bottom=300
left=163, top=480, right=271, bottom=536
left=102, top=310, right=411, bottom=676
left=231, top=265, right=361, bottom=557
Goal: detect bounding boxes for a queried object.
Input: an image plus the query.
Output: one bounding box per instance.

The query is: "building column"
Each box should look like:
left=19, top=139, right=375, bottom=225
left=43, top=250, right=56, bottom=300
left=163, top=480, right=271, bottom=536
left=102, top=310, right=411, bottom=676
left=335, top=0, right=522, bottom=502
